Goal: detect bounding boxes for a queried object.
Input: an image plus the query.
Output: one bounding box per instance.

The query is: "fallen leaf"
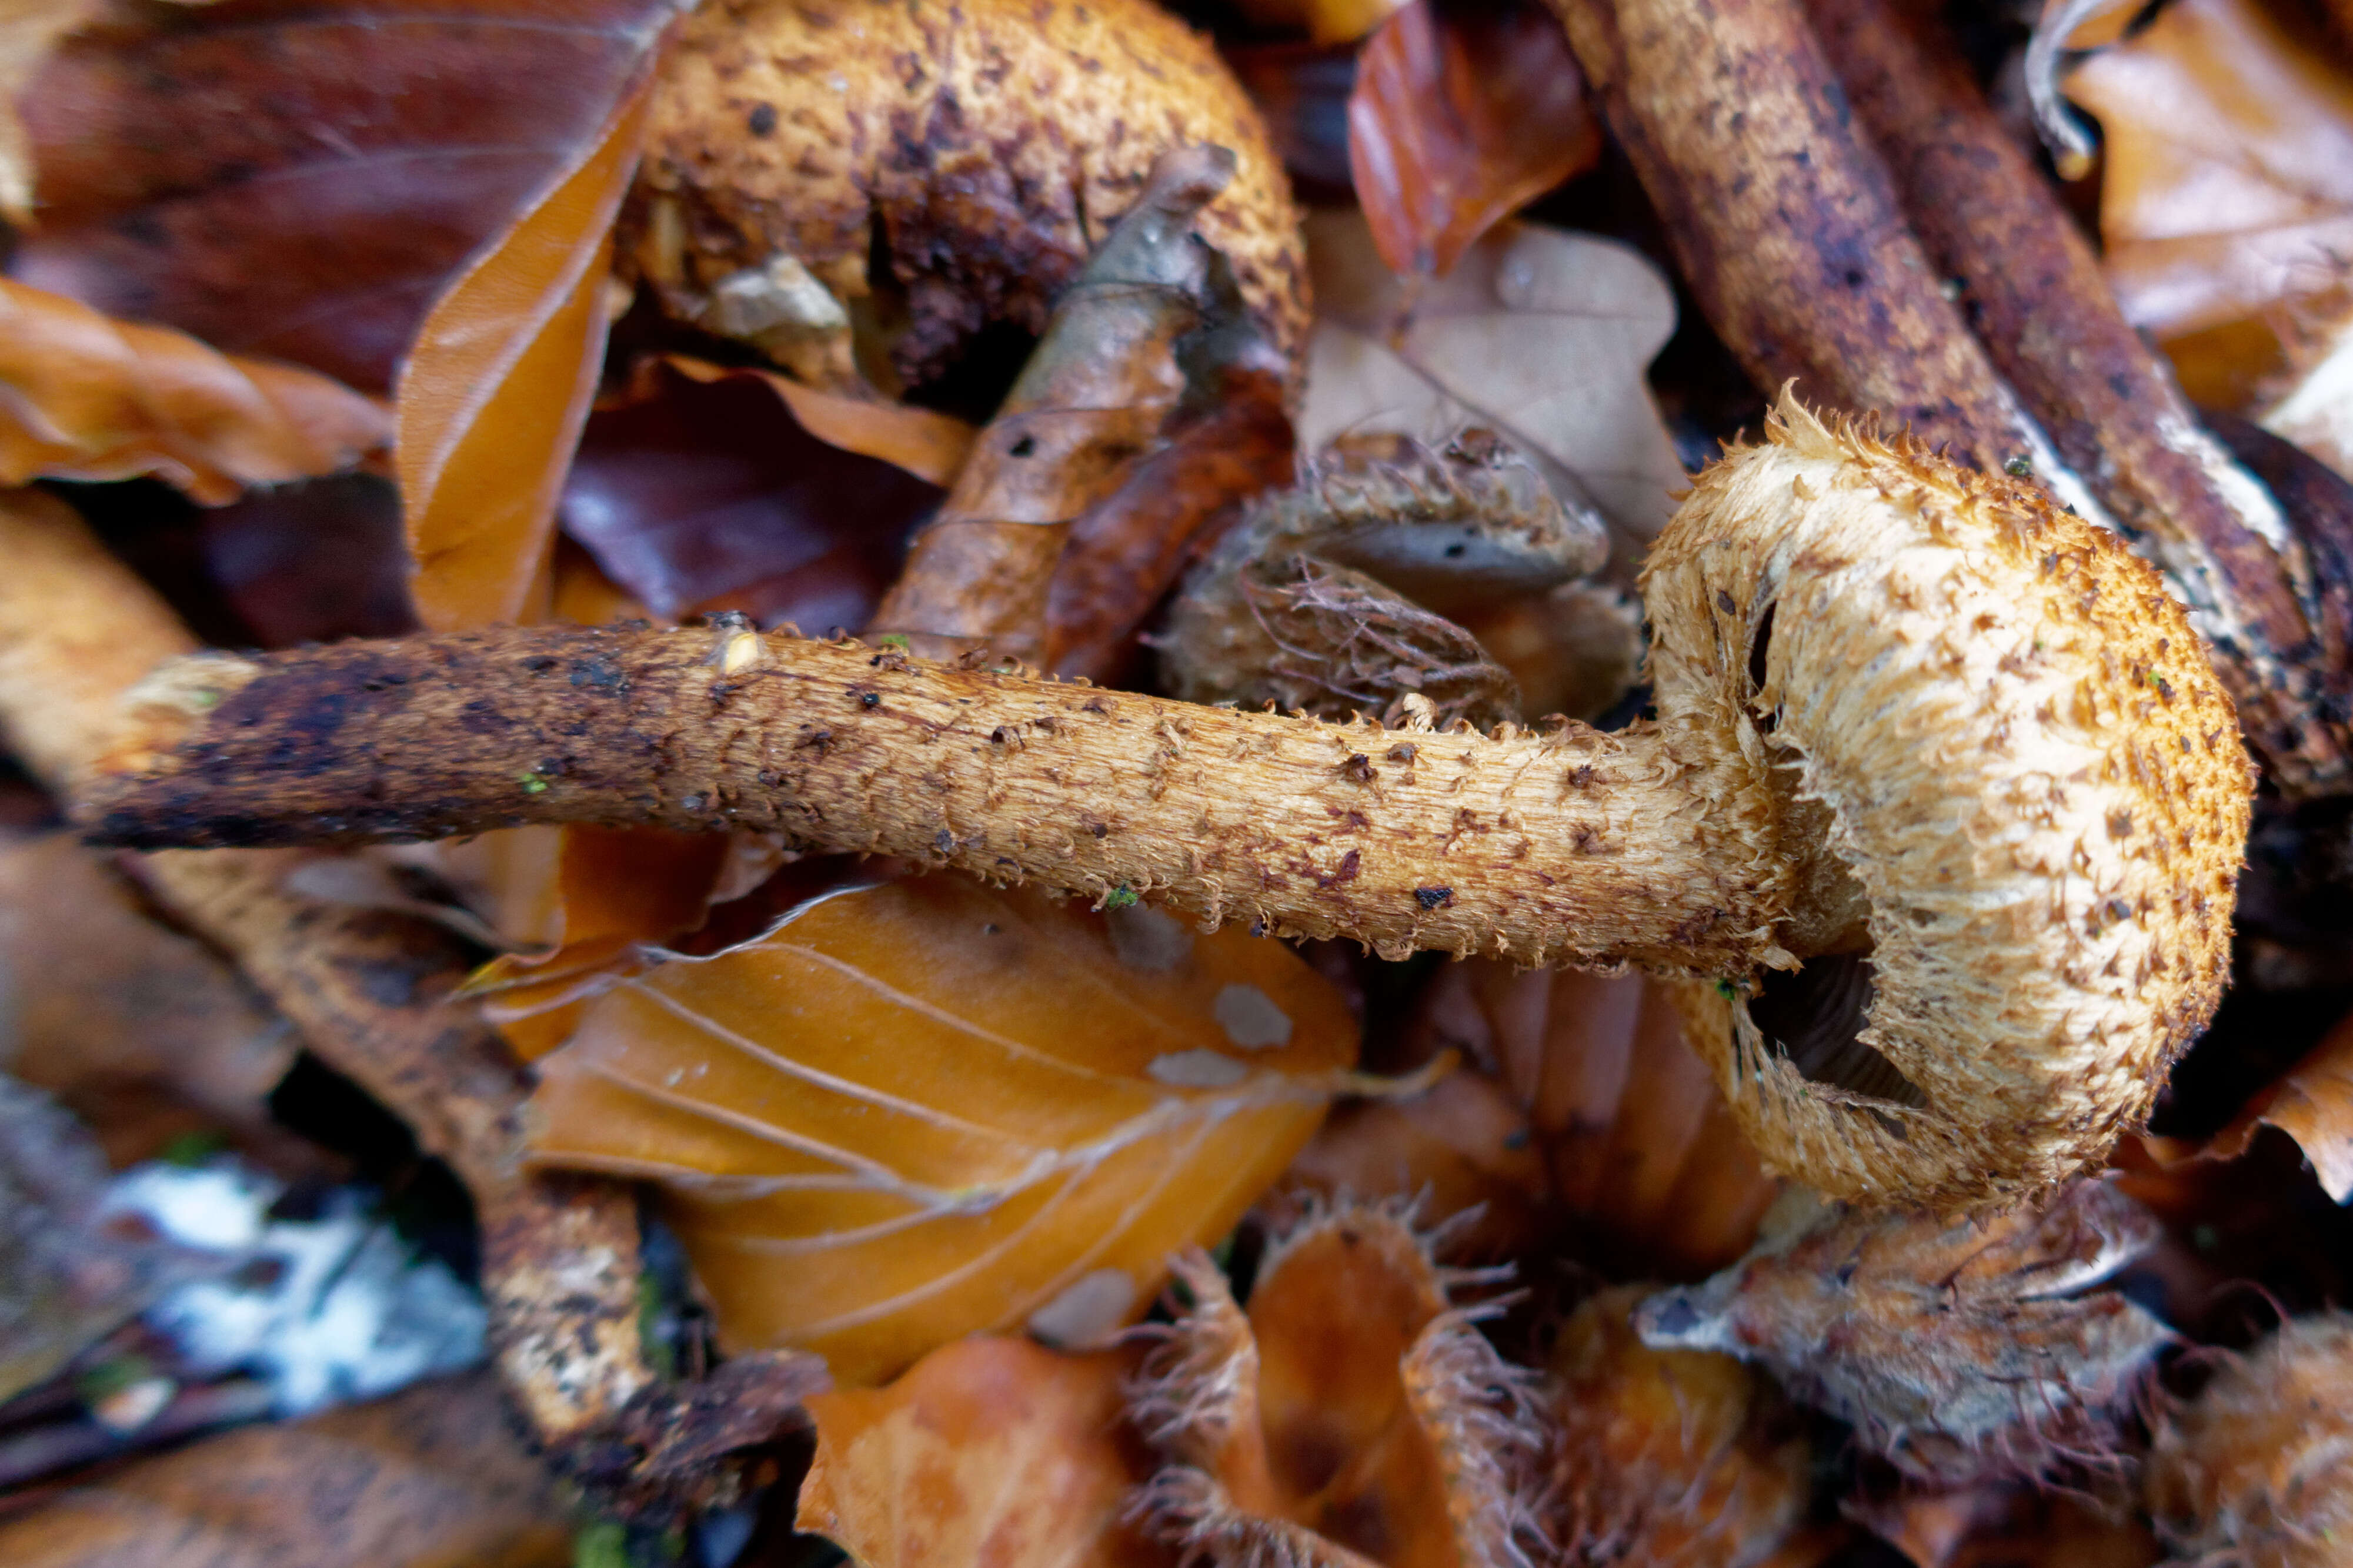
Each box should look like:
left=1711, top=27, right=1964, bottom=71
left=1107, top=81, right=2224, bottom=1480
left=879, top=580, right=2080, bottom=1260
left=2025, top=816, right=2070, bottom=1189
left=1231, top=0, right=1410, bottom=46
left=396, top=46, right=662, bottom=633
left=1551, top=1285, right=1817, bottom=1568
left=1637, top=1181, right=2172, bottom=1486
left=1130, top=1200, right=1550, bottom=1568
left=0, top=0, right=105, bottom=219
left=1301, top=209, right=1688, bottom=551
left=1347, top=0, right=1600, bottom=280
left=659, top=356, right=973, bottom=489
left=0, top=1076, right=221, bottom=1404
left=2178, top=1001, right=2353, bottom=1200
left=199, top=474, right=418, bottom=647
left=17, top=0, right=682, bottom=393
left=1227, top=43, right=1359, bottom=193
left=562, top=358, right=944, bottom=627
left=1396, top=965, right=1781, bottom=1279
left=0, top=277, right=388, bottom=503
left=796, top=1335, right=1169, bottom=1568
left=521, top=875, right=1359, bottom=1386
left=0, top=1371, right=573, bottom=1567
left=2261, top=287, right=2353, bottom=483
left=0, top=833, right=298, bottom=1169
left=2065, top=0, right=2353, bottom=348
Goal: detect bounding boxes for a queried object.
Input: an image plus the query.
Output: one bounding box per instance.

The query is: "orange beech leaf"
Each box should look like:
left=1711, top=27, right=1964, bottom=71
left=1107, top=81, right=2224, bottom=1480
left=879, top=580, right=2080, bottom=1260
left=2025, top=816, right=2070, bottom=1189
left=2157, top=1002, right=2353, bottom=1200
left=796, top=1335, right=1171, bottom=1568
left=0, top=0, right=110, bottom=219
left=520, top=875, right=1358, bottom=1386
left=0, top=276, right=387, bottom=503
left=1551, top=1286, right=1820, bottom=1568
left=396, top=52, right=662, bottom=633
left=1303, top=209, right=1687, bottom=550
left=1231, top=0, right=1409, bottom=46
left=659, top=355, right=974, bottom=489
left=1347, top=0, right=1600, bottom=280
left=2065, top=0, right=2353, bottom=353
left=1130, top=1200, right=1550, bottom=1568
left=18, top=1, right=682, bottom=394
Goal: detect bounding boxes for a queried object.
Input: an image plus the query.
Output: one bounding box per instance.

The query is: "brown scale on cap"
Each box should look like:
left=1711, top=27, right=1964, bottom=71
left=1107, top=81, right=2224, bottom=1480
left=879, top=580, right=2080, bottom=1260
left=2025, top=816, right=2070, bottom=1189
left=626, top=0, right=1307, bottom=390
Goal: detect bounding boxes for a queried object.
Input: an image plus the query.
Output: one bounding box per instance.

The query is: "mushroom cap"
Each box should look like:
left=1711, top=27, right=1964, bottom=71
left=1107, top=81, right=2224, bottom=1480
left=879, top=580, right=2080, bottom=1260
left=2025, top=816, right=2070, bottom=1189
left=1644, top=393, right=2253, bottom=1208
left=629, top=0, right=1307, bottom=388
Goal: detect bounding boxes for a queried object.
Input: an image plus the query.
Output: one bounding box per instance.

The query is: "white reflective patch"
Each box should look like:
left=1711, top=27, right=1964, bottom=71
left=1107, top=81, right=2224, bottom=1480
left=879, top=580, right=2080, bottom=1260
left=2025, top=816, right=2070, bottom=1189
left=1214, top=983, right=1293, bottom=1049
left=1026, top=1268, right=1137, bottom=1349
left=1147, top=1049, right=1250, bottom=1088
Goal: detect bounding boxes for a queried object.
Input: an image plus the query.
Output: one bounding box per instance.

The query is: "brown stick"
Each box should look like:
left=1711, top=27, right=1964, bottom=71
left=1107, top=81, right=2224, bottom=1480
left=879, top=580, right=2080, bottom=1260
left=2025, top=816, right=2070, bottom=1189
left=1803, top=0, right=2349, bottom=797
left=870, top=146, right=1236, bottom=663
left=0, top=491, right=817, bottom=1510
left=81, top=621, right=1782, bottom=974
left=1541, top=0, right=2049, bottom=477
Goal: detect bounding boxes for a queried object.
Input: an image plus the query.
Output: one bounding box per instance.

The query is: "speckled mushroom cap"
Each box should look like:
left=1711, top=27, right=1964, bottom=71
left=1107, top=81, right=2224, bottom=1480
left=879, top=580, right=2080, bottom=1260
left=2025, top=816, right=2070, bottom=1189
left=1647, top=393, right=2253, bottom=1208
left=628, top=0, right=1306, bottom=388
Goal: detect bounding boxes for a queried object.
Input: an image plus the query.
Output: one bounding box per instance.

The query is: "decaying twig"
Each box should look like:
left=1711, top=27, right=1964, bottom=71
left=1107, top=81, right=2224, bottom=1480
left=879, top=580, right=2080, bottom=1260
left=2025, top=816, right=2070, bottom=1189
left=1545, top=0, right=2352, bottom=795
left=0, top=489, right=822, bottom=1513
left=871, top=145, right=1270, bottom=665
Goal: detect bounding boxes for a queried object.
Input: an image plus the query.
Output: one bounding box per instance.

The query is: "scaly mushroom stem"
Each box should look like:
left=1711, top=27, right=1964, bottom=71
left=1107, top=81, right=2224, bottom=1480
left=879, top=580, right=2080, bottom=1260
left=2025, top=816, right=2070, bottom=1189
left=83, top=623, right=1786, bottom=974
left=0, top=489, right=817, bottom=1510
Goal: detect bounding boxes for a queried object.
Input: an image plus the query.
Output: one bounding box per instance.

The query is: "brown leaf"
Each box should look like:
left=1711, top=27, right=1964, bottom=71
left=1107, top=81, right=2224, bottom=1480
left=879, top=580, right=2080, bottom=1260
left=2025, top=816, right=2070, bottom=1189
left=2173, top=1001, right=2353, bottom=1200
left=396, top=47, right=662, bottom=633
left=0, top=0, right=106, bottom=219
left=1347, top=0, right=1600, bottom=281
left=1637, top=1182, right=2172, bottom=1486
left=796, top=1335, right=1169, bottom=1568
left=562, top=358, right=946, bottom=628
left=1230, top=0, right=1409, bottom=47
left=1303, top=210, right=1687, bottom=551
left=1130, top=1201, right=1550, bottom=1568
left=520, top=875, right=1359, bottom=1386
left=1550, top=1285, right=1817, bottom=1568
left=658, top=355, right=973, bottom=489
left=0, top=1371, right=573, bottom=1567
left=0, top=833, right=298, bottom=1169
left=18, top=0, right=680, bottom=393
left=0, top=276, right=387, bottom=503
left=2065, top=0, right=2353, bottom=354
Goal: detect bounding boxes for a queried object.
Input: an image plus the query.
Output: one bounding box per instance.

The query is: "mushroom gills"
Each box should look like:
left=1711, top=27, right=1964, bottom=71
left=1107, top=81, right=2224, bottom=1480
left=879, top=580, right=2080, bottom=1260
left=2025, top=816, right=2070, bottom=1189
left=1745, top=954, right=1928, bottom=1115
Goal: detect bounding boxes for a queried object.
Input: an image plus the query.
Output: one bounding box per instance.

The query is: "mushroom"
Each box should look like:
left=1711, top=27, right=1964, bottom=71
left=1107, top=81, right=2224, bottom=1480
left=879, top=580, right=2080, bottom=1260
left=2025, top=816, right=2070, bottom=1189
left=625, top=0, right=1307, bottom=392
left=79, top=394, right=2255, bottom=1207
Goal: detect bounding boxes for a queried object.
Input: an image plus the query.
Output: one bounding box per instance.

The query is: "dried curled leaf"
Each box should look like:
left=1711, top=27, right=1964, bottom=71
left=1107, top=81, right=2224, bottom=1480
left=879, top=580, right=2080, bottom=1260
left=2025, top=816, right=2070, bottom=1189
left=2165, top=1001, right=2353, bottom=1202
left=522, top=875, right=1357, bottom=1386
left=1551, top=1285, right=1814, bottom=1568
left=396, top=47, right=660, bottom=631
left=1637, top=1182, right=2172, bottom=1486
left=1347, top=0, right=1600, bottom=280
left=0, top=277, right=388, bottom=503
left=1160, top=429, right=1604, bottom=727
left=0, top=1372, right=572, bottom=1568
left=1129, top=1200, right=1550, bottom=1568
left=2065, top=0, right=2353, bottom=353
left=797, top=1335, right=1170, bottom=1568
left=2146, top=1312, right=2353, bottom=1568
left=1302, top=211, right=1686, bottom=550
